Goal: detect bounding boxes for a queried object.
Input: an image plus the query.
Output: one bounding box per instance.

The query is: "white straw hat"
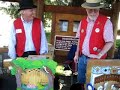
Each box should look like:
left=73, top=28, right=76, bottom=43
left=81, top=0, right=104, bottom=9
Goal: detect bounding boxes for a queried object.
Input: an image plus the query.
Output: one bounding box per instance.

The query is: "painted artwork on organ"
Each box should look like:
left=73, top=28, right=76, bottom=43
left=90, top=66, right=120, bottom=90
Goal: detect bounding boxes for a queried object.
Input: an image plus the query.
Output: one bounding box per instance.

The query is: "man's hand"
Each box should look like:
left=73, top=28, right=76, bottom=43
left=74, top=55, right=79, bottom=63
left=89, top=54, right=102, bottom=59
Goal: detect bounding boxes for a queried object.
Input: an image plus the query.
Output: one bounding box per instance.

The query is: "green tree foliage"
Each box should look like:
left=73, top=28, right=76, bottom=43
left=45, top=0, right=69, bottom=6
left=101, top=0, right=113, bottom=9
left=116, top=39, right=120, bottom=48
left=0, top=2, right=20, bottom=19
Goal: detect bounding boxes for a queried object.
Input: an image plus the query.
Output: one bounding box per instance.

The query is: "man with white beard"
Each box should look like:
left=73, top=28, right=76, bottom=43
left=74, top=0, right=114, bottom=89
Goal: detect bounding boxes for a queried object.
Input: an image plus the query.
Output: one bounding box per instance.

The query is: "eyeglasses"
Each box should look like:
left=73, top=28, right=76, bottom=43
left=86, top=9, right=99, bottom=13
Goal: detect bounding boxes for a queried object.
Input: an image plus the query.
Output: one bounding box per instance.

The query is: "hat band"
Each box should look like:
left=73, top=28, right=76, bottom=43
left=86, top=2, right=101, bottom=7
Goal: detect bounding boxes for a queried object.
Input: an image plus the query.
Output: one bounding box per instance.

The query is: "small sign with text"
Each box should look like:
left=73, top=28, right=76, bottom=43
left=54, top=35, right=78, bottom=51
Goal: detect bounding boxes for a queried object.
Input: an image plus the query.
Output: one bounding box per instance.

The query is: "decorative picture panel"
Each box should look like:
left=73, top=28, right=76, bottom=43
left=86, top=60, right=120, bottom=90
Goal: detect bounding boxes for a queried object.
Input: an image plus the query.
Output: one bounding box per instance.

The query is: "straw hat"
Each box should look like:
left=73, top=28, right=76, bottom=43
left=18, top=0, right=37, bottom=11
left=81, top=0, right=104, bottom=9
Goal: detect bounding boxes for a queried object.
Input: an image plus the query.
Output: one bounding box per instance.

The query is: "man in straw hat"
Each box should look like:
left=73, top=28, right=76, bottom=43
left=74, top=0, right=114, bottom=89
left=8, top=0, right=48, bottom=59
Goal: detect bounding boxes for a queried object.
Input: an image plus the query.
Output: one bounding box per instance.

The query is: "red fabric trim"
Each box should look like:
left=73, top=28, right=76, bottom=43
left=14, top=18, right=26, bottom=56
left=79, top=17, right=87, bottom=55
left=32, top=18, right=41, bottom=55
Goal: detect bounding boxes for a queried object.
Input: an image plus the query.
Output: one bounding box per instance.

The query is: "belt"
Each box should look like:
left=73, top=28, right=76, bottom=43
left=80, top=54, right=89, bottom=58
left=24, top=51, right=36, bottom=55
left=22, top=51, right=37, bottom=57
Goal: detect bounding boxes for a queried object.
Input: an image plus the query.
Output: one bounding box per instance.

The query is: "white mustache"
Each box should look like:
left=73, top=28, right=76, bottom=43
left=88, top=15, right=96, bottom=20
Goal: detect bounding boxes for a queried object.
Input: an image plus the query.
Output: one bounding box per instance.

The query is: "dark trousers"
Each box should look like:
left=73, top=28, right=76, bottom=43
left=17, top=51, right=37, bottom=57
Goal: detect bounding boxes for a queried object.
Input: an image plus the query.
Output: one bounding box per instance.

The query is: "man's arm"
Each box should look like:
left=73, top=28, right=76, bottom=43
left=40, top=21, right=48, bottom=54
left=8, top=23, right=16, bottom=59
left=89, top=42, right=113, bottom=59
left=74, top=22, right=81, bottom=63
left=97, top=42, right=113, bottom=58
left=74, top=39, right=80, bottom=63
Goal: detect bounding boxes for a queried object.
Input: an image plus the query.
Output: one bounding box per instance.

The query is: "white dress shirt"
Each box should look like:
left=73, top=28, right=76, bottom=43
left=8, top=17, right=48, bottom=59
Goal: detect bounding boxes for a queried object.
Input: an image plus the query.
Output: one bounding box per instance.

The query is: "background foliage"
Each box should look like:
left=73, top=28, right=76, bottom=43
left=0, top=2, right=19, bottom=19
left=116, top=39, right=120, bottom=48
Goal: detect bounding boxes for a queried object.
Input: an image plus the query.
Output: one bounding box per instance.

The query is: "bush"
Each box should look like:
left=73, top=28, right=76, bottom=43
left=116, top=39, right=120, bottom=48
left=46, top=32, right=51, bottom=43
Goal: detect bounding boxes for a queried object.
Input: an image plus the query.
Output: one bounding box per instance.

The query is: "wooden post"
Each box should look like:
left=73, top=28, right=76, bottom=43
left=35, top=0, right=44, bottom=20
left=107, top=1, right=120, bottom=58
left=51, top=13, right=56, bottom=45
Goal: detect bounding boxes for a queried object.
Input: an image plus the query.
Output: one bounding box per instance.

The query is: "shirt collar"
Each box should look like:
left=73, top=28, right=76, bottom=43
left=21, top=16, right=33, bottom=23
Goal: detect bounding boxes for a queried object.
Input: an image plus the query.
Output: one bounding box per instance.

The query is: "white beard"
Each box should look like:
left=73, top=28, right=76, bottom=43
left=88, top=15, right=96, bottom=21
left=87, top=12, right=99, bottom=21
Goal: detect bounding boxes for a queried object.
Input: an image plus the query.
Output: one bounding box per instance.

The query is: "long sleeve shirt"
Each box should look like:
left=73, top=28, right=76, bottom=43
left=8, top=17, right=48, bottom=59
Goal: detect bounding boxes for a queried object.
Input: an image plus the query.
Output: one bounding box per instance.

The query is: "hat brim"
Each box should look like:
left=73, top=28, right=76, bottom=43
left=18, top=5, right=37, bottom=11
left=81, top=2, right=104, bottom=9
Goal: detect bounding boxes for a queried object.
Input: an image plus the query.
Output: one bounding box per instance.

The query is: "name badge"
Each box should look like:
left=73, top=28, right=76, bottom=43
left=16, top=29, right=22, bottom=33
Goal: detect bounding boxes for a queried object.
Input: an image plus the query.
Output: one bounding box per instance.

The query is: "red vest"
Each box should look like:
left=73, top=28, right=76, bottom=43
left=14, top=18, right=41, bottom=56
left=79, top=15, right=108, bottom=59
